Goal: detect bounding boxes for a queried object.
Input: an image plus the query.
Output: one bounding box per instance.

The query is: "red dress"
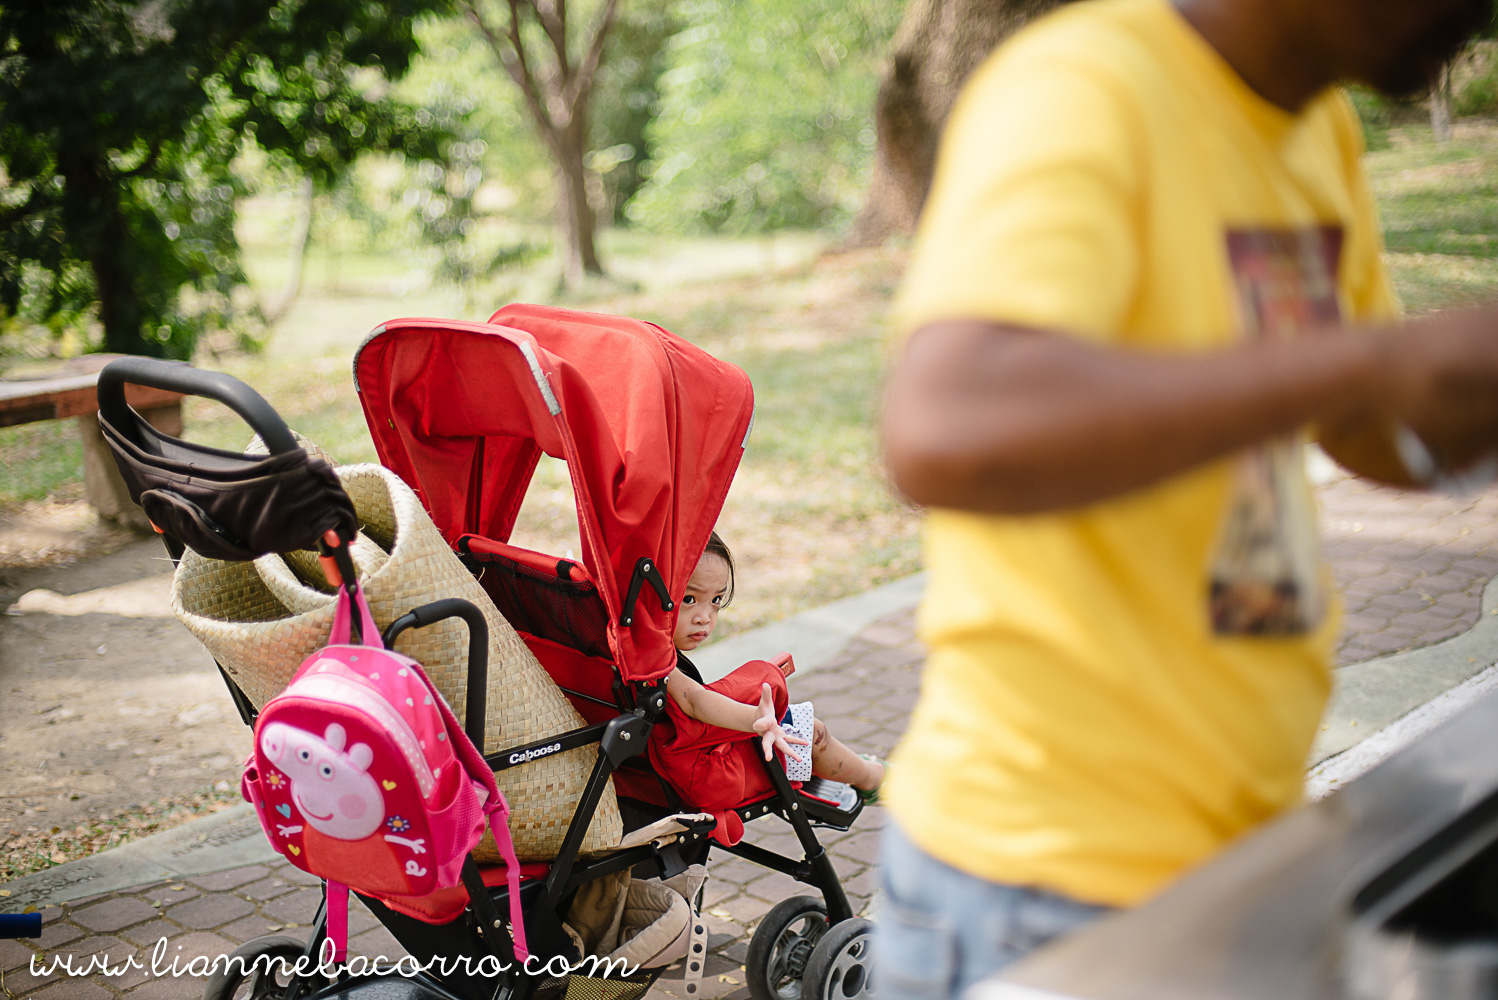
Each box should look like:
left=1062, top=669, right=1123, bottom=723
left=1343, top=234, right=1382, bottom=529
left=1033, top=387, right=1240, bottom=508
left=647, top=655, right=789, bottom=845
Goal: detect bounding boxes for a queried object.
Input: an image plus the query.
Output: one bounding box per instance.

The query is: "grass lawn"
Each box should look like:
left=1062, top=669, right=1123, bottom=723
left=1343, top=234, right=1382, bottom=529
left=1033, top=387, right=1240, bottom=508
left=1368, top=120, right=1498, bottom=314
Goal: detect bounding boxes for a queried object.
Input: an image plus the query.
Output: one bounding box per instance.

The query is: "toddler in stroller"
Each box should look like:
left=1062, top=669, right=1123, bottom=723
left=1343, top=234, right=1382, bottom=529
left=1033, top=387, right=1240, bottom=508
left=660, top=531, right=886, bottom=802
left=96, top=302, right=879, bottom=1000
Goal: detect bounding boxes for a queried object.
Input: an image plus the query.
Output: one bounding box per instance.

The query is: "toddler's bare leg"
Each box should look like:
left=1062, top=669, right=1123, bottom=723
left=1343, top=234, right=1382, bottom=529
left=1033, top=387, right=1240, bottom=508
left=809, top=719, right=884, bottom=790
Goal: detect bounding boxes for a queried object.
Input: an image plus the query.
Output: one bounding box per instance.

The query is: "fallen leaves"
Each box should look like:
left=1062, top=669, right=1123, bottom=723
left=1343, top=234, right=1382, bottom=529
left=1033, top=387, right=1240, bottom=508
left=1, top=784, right=241, bottom=881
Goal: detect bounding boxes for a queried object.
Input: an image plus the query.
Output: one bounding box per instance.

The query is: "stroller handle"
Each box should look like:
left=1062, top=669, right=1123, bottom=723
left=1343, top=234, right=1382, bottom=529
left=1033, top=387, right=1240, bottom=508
left=98, top=356, right=299, bottom=455
left=383, top=599, right=489, bottom=751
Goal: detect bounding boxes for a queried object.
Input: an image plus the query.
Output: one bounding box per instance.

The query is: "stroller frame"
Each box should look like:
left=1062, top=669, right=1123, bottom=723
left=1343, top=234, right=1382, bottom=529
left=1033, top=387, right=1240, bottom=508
left=97, top=306, right=874, bottom=1000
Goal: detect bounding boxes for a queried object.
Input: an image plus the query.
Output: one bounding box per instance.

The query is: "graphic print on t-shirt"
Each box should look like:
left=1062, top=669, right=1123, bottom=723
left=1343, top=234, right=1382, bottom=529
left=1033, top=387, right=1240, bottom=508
left=1208, top=227, right=1343, bottom=636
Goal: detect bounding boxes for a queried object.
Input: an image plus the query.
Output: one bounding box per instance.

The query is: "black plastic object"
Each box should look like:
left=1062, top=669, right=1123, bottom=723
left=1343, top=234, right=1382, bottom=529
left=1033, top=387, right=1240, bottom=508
left=746, top=896, right=829, bottom=1000
left=97, top=357, right=356, bottom=560
left=0, top=913, right=41, bottom=938
left=620, top=556, right=673, bottom=628
left=98, top=357, right=297, bottom=455
left=801, top=917, right=875, bottom=1000
left=1343, top=784, right=1498, bottom=999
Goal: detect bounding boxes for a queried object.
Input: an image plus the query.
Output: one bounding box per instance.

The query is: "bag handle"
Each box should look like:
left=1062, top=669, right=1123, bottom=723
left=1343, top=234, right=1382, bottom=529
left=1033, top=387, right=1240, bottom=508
left=329, top=585, right=381, bottom=648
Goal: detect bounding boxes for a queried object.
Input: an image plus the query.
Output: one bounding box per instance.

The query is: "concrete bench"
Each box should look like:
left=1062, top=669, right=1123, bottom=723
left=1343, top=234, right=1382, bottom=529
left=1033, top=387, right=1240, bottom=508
left=0, top=354, right=185, bottom=531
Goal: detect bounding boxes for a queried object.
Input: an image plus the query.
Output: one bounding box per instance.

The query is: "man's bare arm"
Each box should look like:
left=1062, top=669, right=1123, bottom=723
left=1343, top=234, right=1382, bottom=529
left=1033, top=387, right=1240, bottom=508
left=882, top=312, right=1498, bottom=514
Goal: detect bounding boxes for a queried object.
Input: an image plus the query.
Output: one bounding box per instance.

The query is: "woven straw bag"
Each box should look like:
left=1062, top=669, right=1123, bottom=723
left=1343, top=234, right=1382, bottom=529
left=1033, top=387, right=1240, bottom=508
left=170, top=462, right=621, bottom=861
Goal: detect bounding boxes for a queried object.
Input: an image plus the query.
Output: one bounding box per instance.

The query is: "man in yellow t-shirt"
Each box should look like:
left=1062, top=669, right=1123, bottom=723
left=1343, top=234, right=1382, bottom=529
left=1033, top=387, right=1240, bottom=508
left=876, top=0, right=1498, bottom=995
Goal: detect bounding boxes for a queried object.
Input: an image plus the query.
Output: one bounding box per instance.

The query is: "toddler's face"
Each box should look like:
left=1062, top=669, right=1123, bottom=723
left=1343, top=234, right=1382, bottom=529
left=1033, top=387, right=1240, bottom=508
left=674, top=553, right=730, bottom=651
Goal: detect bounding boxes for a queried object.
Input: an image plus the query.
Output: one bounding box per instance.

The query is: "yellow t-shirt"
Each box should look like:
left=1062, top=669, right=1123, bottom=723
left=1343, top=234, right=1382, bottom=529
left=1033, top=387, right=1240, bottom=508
left=883, top=0, right=1400, bottom=907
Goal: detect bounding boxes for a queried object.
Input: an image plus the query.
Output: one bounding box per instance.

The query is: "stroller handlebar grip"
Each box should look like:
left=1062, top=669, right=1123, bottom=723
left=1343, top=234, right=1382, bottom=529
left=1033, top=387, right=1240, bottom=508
left=98, top=357, right=299, bottom=455
left=382, top=599, right=489, bottom=751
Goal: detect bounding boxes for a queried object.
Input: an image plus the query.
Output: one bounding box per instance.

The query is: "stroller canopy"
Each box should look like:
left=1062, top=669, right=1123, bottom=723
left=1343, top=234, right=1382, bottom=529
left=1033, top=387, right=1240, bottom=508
left=354, top=303, right=754, bottom=683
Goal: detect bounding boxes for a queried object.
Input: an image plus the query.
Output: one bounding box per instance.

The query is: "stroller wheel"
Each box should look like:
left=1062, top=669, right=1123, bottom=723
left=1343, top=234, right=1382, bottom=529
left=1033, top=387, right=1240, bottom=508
left=201, top=935, right=319, bottom=1000
left=801, top=918, right=875, bottom=1000
left=746, top=895, right=829, bottom=1000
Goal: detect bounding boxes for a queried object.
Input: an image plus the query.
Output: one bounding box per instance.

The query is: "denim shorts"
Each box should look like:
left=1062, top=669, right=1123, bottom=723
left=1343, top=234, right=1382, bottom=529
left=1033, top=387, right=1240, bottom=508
left=874, top=820, right=1113, bottom=1000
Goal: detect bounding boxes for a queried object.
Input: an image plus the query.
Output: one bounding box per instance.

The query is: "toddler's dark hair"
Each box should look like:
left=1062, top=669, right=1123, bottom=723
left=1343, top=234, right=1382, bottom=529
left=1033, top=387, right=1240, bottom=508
left=703, top=530, right=736, bottom=608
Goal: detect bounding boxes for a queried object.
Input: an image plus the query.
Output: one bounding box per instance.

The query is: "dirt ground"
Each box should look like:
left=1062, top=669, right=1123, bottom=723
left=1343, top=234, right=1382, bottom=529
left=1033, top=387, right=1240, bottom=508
left=0, top=518, right=251, bottom=876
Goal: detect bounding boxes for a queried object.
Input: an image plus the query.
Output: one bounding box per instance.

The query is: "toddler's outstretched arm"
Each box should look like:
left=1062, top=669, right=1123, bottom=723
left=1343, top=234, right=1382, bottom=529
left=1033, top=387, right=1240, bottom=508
left=666, top=669, right=808, bottom=762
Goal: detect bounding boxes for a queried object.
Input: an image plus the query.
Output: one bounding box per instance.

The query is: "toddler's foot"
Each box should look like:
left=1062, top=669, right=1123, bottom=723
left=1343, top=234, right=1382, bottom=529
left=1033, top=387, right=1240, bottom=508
left=855, top=754, right=887, bottom=804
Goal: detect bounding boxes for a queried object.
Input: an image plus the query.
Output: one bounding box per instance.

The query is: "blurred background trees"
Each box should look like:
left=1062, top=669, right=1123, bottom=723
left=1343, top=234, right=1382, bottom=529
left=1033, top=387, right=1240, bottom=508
left=625, top=0, right=900, bottom=235
left=0, top=0, right=451, bottom=358
left=11, top=0, right=1498, bottom=365
left=459, top=0, right=624, bottom=284
left=849, top=0, right=1067, bottom=246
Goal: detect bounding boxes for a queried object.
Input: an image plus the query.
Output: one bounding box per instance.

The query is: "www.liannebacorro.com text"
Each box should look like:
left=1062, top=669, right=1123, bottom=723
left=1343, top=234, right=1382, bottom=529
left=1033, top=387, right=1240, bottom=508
left=22, top=938, right=638, bottom=983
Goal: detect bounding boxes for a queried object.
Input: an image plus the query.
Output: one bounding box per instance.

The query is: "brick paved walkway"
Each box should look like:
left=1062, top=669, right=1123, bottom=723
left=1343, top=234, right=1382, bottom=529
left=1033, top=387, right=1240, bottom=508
left=5, top=474, right=1498, bottom=1000
left=1323, top=473, right=1498, bottom=665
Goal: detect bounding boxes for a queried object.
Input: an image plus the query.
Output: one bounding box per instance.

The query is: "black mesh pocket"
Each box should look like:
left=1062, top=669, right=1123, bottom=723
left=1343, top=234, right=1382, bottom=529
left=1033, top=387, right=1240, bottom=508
left=528, top=968, right=660, bottom=1000
left=465, top=548, right=613, bottom=659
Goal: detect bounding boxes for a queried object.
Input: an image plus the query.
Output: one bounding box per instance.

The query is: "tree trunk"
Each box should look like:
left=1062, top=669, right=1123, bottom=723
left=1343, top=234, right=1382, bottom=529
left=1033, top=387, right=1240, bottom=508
left=459, top=0, right=620, bottom=288
left=556, top=117, right=603, bottom=284
left=59, top=146, right=152, bottom=355
left=1430, top=63, right=1453, bottom=143
left=846, top=0, right=1073, bottom=248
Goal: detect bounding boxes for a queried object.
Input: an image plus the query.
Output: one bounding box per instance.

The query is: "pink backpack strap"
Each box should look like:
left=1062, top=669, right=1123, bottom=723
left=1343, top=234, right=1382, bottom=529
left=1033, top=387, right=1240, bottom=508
left=483, top=797, right=528, bottom=961
left=324, top=880, right=350, bottom=965
left=410, top=664, right=530, bottom=960
left=328, top=585, right=381, bottom=648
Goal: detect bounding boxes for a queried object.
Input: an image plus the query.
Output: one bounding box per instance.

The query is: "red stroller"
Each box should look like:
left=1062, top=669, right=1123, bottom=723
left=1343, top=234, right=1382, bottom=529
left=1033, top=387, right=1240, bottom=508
left=355, top=304, right=875, bottom=999
left=97, top=303, right=874, bottom=1000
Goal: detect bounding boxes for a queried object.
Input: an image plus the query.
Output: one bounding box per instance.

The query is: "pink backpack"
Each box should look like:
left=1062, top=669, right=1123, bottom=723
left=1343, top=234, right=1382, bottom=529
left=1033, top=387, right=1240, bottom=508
left=241, top=587, right=528, bottom=963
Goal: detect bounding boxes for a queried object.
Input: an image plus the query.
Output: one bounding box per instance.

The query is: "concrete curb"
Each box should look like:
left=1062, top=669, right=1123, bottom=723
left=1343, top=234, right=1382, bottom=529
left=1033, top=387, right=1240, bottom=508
left=0, top=804, right=275, bottom=911
left=1310, top=574, right=1498, bottom=764
left=1307, top=661, right=1498, bottom=800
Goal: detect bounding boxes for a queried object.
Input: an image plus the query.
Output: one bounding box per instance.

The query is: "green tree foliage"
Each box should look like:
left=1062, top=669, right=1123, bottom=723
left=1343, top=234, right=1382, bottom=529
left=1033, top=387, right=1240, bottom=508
left=629, top=0, right=900, bottom=234
left=0, top=0, right=448, bottom=358
left=384, top=11, right=556, bottom=293
left=587, top=0, right=680, bottom=224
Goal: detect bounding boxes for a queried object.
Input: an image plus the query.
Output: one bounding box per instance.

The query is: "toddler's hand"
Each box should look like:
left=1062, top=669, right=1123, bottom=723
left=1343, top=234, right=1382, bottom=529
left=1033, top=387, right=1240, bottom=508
left=754, top=682, right=810, bottom=762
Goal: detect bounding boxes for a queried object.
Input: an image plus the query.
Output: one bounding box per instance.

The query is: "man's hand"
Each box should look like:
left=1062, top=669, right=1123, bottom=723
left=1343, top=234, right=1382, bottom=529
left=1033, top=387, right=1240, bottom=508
left=752, top=682, right=809, bottom=763
left=1377, top=306, right=1498, bottom=476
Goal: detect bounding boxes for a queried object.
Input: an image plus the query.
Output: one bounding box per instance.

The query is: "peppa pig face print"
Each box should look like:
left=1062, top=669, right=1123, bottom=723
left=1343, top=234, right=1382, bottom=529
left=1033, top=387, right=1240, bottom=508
left=260, top=721, right=385, bottom=840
